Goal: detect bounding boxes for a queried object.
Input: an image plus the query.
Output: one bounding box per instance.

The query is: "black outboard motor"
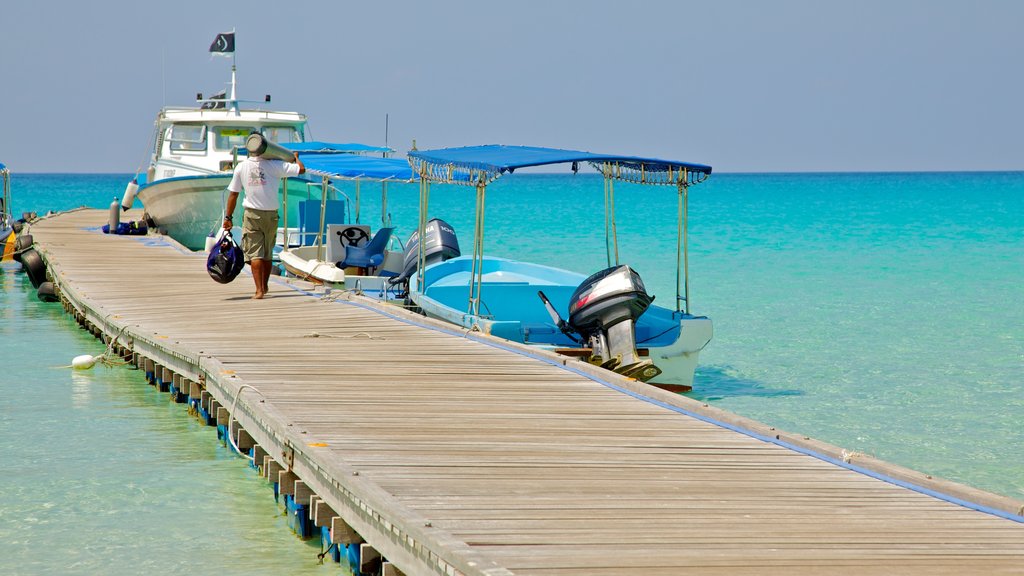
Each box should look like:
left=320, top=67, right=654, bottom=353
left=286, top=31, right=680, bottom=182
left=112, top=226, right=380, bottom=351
left=389, top=218, right=460, bottom=286
left=566, top=265, right=661, bottom=382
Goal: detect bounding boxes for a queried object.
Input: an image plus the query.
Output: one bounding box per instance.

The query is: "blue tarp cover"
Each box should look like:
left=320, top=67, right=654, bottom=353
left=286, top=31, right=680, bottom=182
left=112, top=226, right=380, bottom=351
left=409, top=145, right=712, bottom=181
left=301, top=154, right=415, bottom=181
left=280, top=141, right=391, bottom=154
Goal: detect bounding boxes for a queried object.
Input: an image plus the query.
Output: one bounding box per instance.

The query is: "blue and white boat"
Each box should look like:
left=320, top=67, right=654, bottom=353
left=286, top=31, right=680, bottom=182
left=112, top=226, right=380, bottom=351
left=404, top=145, right=713, bottom=390
left=0, top=163, right=15, bottom=260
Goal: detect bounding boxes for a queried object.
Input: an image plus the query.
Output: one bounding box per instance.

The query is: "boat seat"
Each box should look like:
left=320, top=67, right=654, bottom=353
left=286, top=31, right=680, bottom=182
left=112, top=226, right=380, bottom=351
left=339, top=227, right=395, bottom=271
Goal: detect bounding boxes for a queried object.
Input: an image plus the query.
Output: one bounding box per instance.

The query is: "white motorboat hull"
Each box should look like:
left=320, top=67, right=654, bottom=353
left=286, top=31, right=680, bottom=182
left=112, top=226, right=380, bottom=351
left=278, top=246, right=406, bottom=297
left=136, top=175, right=236, bottom=251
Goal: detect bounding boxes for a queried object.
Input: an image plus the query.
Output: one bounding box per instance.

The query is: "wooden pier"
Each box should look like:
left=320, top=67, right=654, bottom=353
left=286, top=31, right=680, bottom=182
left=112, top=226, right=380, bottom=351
left=26, top=209, right=1024, bottom=575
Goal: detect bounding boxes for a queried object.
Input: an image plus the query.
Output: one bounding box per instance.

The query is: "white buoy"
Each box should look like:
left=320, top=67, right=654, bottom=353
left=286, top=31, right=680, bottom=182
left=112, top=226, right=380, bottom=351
left=108, top=197, right=120, bottom=233
left=121, top=178, right=139, bottom=211
left=72, top=354, right=98, bottom=370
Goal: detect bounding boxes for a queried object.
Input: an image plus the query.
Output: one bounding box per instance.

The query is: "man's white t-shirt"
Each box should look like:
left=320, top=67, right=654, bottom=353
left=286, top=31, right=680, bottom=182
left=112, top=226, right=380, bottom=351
left=228, top=156, right=301, bottom=210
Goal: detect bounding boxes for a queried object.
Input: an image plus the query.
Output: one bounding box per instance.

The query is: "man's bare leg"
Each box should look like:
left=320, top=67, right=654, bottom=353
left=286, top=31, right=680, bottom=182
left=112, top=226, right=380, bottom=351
left=260, top=258, right=272, bottom=295
left=250, top=259, right=266, bottom=299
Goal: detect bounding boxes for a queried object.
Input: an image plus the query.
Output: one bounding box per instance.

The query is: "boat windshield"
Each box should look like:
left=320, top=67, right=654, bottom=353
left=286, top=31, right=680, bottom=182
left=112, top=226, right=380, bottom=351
left=213, top=125, right=301, bottom=151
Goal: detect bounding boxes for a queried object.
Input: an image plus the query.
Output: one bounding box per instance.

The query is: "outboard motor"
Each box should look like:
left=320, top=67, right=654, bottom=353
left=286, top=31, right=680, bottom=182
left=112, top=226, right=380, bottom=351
left=389, top=218, right=460, bottom=287
left=563, top=265, right=661, bottom=382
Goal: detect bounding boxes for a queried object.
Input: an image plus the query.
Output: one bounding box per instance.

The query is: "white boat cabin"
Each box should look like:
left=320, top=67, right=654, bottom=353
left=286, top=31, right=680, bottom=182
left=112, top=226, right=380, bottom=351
left=148, top=107, right=307, bottom=182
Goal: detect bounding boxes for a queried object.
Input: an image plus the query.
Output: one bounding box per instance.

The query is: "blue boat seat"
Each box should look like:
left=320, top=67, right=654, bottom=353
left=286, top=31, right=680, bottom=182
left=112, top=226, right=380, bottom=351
left=339, top=227, right=395, bottom=270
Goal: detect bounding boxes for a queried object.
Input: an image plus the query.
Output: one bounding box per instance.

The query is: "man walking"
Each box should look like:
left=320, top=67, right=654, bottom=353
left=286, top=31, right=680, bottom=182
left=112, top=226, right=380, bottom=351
left=224, top=135, right=305, bottom=299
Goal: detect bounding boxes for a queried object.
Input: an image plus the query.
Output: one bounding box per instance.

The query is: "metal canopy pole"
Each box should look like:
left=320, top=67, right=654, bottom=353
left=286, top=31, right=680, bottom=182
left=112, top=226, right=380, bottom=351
left=282, top=177, right=289, bottom=251
left=676, top=168, right=690, bottom=315
left=610, top=163, right=620, bottom=266
left=317, top=175, right=328, bottom=262
left=355, top=180, right=361, bottom=224
left=468, top=178, right=487, bottom=317
left=415, top=169, right=429, bottom=294
left=603, top=163, right=611, bottom=267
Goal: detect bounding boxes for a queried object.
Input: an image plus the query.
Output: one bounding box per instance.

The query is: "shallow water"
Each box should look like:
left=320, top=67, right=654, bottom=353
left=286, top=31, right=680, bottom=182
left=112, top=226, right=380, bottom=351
left=0, top=268, right=333, bottom=575
left=1, top=170, right=1021, bottom=573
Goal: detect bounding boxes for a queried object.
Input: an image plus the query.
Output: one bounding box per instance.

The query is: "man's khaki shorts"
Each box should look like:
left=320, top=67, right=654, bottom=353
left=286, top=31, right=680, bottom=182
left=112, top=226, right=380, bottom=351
left=241, top=208, right=279, bottom=262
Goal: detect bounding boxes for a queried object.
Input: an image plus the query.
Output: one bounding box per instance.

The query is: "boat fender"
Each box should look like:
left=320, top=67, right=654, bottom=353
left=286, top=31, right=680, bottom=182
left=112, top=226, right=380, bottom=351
left=108, top=197, right=120, bottom=233
left=71, top=354, right=98, bottom=370
left=20, top=247, right=46, bottom=288
left=121, top=178, right=139, bottom=211
left=13, top=231, right=31, bottom=252
left=12, top=233, right=32, bottom=263
left=11, top=221, right=23, bottom=234
left=37, top=281, right=59, bottom=302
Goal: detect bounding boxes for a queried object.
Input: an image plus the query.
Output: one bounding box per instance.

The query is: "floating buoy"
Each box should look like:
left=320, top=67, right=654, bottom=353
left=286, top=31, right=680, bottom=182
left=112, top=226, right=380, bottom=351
left=121, top=178, right=139, bottom=211
left=13, top=233, right=32, bottom=264
left=72, top=354, right=98, bottom=370
left=37, top=281, right=58, bottom=302
left=20, top=248, right=46, bottom=288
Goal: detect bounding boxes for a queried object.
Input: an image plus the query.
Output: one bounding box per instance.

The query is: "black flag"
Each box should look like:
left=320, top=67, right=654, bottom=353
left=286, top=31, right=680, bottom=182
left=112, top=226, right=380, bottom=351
left=209, top=32, right=235, bottom=55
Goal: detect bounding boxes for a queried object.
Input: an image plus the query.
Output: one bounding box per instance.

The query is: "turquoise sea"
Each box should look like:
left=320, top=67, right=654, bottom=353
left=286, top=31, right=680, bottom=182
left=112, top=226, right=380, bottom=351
left=2, top=171, right=1022, bottom=573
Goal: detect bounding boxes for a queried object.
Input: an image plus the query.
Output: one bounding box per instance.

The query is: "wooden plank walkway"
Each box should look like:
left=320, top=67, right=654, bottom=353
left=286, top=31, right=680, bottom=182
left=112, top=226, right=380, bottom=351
left=28, top=209, right=1024, bottom=575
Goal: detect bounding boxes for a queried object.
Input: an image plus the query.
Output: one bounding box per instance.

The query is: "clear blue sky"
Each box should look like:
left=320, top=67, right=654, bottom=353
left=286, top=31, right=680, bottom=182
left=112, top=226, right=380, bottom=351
left=1, top=0, right=1021, bottom=173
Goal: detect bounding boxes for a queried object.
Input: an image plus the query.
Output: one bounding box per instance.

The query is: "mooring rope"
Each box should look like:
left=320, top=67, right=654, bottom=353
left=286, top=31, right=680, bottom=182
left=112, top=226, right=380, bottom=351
left=227, top=384, right=266, bottom=461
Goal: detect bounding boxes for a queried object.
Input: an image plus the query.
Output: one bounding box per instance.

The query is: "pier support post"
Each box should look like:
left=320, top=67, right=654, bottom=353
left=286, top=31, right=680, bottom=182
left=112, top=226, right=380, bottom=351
left=216, top=406, right=229, bottom=427
left=314, top=499, right=337, bottom=529
left=171, top=373, right=186, bottom=402
left=265, top=459, right=283, bottom=483
left=160, top=366, right=172, bottom=393
left=252, top=445, right=268, bottom=473
left=188, top=379, right=201, bottom=400
left=278, top=470, right=298, bottom=496
left=331, top=516, right=364, bottom=545
left=235, top=427, right=255, bottom=454
left=360, top=544, right=381, bottom=575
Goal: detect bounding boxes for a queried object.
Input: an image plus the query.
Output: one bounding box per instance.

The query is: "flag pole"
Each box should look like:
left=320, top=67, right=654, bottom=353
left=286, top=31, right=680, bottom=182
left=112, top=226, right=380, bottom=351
left=229, top=29, right=237, bottom=110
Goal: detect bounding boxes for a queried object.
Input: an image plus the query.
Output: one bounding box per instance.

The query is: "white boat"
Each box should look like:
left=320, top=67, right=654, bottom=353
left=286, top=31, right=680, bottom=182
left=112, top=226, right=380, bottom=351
left=132, top=61, right=311, bottom=251
left=130, top=35, right=403, bottom=253
left=275, top=154, right=417, bottom=295
left=403, top=145, right=714, bottom=391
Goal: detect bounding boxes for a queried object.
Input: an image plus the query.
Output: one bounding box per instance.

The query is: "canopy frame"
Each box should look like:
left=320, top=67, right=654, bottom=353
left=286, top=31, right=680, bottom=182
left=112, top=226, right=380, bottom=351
left=407, top=145, right=711, bottom=317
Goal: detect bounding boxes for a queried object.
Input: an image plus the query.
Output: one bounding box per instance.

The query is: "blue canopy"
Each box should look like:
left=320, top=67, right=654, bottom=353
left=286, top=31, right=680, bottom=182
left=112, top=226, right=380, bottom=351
left=301, top=153, right=415, bottom=182
left=280, top=141, right=391, bottom=154
left=0, top=162, right=6, bottom=171
left=408, top=144, right=712, bottom=187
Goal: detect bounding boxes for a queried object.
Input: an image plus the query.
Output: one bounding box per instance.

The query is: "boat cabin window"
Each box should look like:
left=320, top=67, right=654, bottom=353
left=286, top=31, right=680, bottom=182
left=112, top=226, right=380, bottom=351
left=213, top=127, right=253, bottom=151
left=262, top=126, right=302, bottom=144
left=168, top=124, right=207, bottom=153
left=212, top=126, right=302, bottom=151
